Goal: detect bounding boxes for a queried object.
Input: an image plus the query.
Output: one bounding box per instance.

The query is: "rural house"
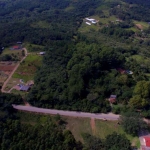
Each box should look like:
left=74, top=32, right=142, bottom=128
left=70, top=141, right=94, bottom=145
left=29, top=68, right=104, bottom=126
left=141, top=136, right=150, bottom=150
left=109, top=95, right=117, bottom=103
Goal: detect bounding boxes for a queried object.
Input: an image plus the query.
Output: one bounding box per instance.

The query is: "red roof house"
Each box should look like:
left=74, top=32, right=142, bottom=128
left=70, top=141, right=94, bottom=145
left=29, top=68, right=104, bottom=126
left=144, top=137, right=150, bottom=147
left=13, top=45, right=19, bottom=49
left=109, top=95, right=117, bottom=103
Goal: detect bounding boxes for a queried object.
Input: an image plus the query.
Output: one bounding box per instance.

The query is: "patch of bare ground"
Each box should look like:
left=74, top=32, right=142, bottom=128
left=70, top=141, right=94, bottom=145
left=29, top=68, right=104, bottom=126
left=90, top=118, right=96, bottom=135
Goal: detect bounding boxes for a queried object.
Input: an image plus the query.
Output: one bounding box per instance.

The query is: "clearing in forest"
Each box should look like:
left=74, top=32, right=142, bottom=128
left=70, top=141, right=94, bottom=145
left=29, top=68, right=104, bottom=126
left=13, top=54, right=42, bottom=82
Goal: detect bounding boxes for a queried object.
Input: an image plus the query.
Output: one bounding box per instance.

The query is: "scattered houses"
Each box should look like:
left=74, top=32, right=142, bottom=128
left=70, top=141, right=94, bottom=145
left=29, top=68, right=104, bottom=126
left=117, top=68, right=133, bottom=75
left=10, top=45, right=22, bottom=50
left=85, top=18, right=98, bottom=25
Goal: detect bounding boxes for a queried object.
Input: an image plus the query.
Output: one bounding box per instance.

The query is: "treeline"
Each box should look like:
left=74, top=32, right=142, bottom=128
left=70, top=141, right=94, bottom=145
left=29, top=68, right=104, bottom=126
left=0, top=111, right=135, bottom=150
left=109, top=2, right=150, bottom=22
left=0, top=118, right=82, bottom=150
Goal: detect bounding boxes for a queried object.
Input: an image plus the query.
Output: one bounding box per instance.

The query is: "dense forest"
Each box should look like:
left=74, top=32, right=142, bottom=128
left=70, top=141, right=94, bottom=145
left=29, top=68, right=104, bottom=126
left=1, top=0, right=150, bottom=113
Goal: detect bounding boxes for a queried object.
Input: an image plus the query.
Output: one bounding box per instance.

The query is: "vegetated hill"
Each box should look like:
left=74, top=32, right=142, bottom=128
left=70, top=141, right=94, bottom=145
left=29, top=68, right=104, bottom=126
left=1, top=0, right=150, bottom=115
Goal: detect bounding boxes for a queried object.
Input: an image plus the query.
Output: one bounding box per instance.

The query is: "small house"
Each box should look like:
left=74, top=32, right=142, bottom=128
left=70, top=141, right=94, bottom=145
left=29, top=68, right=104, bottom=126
left=141, top=136, right=150, bottom=150
left=109, top=95, right=117, bottom=103
left=39, top=52, right=45, bottom=55
left=85, top=22, right=91, bottom=25
left=20, top=85, right=30, bottom=92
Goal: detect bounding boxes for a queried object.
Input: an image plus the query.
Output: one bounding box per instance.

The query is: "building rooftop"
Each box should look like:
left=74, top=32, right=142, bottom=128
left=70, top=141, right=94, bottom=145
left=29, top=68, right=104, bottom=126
left=144, top=137, right=150, bottom=147
left=20, top=85, right=30, bottom=91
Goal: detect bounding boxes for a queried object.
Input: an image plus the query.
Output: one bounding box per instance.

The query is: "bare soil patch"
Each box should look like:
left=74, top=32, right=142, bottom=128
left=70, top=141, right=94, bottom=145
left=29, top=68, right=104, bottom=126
left=135, top=24, right=143, bottom=30
left=90, top=118, right=96, bottom=135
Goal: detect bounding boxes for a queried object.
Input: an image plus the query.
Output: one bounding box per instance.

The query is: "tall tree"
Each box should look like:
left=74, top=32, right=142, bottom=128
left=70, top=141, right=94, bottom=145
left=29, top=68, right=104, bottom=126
left=119, top=112, right=148, bottom=136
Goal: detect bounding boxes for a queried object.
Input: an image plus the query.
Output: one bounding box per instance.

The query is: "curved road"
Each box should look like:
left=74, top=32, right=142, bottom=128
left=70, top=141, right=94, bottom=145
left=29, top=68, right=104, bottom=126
left=1, top=48, right=27, bottom=93
left=12, top=105, right=120, bottom=120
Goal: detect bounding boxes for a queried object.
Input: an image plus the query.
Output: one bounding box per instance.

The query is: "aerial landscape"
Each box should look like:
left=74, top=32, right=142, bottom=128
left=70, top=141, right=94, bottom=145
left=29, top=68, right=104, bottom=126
left=1, top=0, right=150, bottom=149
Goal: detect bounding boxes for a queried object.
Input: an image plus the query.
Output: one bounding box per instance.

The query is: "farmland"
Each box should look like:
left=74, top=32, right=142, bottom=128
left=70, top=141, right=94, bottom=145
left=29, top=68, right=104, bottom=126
left=13, top=54, right=42, bottom=82
left=0, top=47, right=24, bottom=61
left=0, top=61, right=18, bottom=86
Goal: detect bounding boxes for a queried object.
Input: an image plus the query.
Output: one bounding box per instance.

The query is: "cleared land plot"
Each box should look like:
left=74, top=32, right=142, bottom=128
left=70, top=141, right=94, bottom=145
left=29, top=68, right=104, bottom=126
left=1, top=48, right=24, bottom=60
left=95, top=120, right=140, bottom=148
left=0, top=61, right=17, bottom=84
left=65, top=117, right=92, bottom=143
left=133, top=20, right=149, bottom=30
left=79, top=15, right=118, bottom=33
left=4, top=78, right=20, bottom=91
left=13, top=54, right=42, bottom=82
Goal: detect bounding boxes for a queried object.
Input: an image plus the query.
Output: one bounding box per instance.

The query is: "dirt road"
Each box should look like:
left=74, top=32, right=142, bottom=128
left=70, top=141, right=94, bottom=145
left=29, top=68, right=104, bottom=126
left=1, top=48, right=27, bottom=93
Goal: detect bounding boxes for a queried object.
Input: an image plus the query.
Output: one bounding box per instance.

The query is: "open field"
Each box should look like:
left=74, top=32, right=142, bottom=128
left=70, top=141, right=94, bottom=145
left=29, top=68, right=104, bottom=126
left=79, top=15, right=118, bottom=33
left=1, top=47, right=24, bottom=60
left=4, top=77, right=20, bottom=91
left=133, top=20, right=149, bottom=30
left=13, top=54, right=42, bottom=82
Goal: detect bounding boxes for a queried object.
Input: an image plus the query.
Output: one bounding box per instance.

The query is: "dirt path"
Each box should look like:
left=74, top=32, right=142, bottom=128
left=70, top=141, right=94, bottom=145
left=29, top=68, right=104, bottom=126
left=90, top=118, right=96, bottom=135
left=1, top=48, right=28, bottom=93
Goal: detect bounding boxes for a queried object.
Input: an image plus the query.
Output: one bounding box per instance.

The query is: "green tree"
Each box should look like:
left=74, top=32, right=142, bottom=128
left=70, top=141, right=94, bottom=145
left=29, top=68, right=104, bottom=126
left=119, top=112, right=148, bottom=136
left=82, top=133, right=105, bottom=150
left=129, top=81, right=150, bottom=109
left=105, top=132, right=131, bottom=150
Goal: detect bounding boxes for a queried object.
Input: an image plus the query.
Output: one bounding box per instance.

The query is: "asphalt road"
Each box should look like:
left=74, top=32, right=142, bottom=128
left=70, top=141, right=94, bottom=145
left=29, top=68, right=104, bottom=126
left=12, top=105, right=120, bottom=120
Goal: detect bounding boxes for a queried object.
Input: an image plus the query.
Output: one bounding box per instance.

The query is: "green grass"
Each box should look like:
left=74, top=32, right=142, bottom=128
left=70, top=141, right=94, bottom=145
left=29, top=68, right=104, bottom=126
left=1, top=47, right=23, bottom=60
left=131, top=55, right=150, bottom=64
left=13, top=54, right=42, bottom=82
left=127, top=27, right=138, bottom=32
left=64, top=117, right=92, bottom=142
left=95, top=120, right=140, bottom=148
left=99, top=15, right=117, bottom=24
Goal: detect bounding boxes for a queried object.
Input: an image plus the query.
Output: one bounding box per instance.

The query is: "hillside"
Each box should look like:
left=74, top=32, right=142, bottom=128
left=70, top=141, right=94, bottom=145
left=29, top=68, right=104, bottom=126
left=2, top=0, right=150, bottom=149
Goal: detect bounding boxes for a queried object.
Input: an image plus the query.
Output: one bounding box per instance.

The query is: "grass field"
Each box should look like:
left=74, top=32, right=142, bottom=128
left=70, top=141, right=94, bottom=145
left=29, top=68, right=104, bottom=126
left=13, top=54, right=42, bottom=82
left=133, top=20, right=149, bottom=30
left=4, top=78, right=20, bottom=91
left=1, top=47, right=23, bottom=60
